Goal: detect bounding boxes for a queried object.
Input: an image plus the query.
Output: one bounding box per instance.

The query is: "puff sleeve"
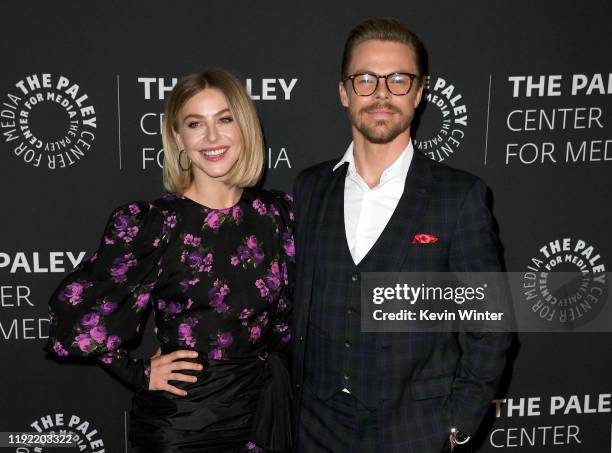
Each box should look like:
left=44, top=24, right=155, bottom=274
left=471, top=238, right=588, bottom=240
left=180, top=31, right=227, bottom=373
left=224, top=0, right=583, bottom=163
left=44, top=200, right=177, bottom=391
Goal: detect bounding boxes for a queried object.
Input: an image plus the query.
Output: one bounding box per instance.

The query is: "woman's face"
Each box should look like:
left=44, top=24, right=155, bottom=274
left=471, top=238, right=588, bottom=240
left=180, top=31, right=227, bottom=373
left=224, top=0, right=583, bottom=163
left=174, top=88, right=242, bottom=184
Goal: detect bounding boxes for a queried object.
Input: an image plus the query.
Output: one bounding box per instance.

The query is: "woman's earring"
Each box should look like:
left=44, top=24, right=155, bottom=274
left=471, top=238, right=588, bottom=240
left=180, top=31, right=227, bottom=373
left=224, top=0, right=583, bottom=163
left=178, top=149, right=192, bottom=172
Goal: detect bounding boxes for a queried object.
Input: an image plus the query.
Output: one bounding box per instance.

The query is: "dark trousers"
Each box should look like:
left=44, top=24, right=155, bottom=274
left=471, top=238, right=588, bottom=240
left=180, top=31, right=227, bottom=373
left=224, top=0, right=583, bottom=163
left=296, top=384, right=468, bottom=453
left=296, top=383, right=379, bottom=453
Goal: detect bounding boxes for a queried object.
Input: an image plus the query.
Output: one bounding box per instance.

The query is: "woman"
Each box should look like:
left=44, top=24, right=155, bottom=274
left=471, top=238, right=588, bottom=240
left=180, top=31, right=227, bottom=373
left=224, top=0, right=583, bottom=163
left=44, top=69, right=294, bottom=453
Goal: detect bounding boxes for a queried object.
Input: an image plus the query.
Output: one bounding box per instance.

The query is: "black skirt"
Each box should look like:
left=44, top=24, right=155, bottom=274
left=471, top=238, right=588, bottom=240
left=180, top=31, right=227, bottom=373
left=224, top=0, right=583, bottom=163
left=129, top=352, right=291, bottom=453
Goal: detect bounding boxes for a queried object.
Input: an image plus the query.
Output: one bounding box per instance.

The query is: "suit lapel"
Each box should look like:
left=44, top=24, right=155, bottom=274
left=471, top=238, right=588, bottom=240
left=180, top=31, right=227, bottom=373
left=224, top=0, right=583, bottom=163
left=368, top=150, right=434, bottom=271
left=298, top=163, right=348, bottom=324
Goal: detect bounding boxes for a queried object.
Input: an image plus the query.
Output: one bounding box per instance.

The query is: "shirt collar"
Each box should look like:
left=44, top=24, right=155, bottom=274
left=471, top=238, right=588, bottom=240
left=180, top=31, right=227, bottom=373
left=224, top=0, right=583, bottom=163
left=332, top=140, right=414, bottom=185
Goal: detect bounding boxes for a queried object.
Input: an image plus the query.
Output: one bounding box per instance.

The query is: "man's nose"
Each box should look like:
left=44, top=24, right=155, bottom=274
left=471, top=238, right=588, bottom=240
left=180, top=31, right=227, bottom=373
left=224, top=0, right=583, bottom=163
left=374, top=77, right=391, bottom=99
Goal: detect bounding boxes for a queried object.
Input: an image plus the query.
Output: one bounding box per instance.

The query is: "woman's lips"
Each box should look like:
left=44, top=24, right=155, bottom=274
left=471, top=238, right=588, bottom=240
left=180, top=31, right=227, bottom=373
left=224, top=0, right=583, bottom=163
left=199, top=146, right=228, bottom=162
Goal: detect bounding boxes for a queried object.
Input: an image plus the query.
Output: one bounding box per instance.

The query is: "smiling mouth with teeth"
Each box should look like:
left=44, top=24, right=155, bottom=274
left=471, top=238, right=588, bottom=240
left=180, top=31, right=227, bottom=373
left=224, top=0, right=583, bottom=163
left=200, top=147, right=228, bottom=161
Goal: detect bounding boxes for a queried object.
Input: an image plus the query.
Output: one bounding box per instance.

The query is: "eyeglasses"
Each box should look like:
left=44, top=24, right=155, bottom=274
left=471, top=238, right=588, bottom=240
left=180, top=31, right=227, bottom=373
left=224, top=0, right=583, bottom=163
left=342, top=72, right=420, bottom=96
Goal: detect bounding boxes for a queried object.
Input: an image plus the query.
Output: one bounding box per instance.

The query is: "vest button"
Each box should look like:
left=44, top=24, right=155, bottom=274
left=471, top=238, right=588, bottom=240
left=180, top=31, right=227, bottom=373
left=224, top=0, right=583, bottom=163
left=343, top=373, right=350, bottom=381
left=299, top=336, right=304, bottom=343
left=351, top=273, right=359, bottom=281
left=347, top=308, right=353, bottom=315
left=345, top=341, right=351, bottom=348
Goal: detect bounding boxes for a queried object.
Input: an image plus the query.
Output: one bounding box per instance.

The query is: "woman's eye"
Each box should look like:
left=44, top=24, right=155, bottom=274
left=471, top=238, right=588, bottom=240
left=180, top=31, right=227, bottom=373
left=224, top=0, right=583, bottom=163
left=188, top=121, right=200, bottom=128
left=219, top=116, right=234, bottom=124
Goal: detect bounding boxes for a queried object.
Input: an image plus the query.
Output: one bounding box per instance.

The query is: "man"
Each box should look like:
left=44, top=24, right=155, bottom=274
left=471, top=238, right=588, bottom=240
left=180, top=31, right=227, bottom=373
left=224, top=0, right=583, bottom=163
left=291, top=17, right=512, bottom=453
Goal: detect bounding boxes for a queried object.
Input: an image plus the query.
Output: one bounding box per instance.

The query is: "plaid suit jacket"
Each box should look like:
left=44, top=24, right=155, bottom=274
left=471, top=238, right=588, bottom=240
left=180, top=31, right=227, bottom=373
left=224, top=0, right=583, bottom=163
left=291, top=150, right=513, bottom=452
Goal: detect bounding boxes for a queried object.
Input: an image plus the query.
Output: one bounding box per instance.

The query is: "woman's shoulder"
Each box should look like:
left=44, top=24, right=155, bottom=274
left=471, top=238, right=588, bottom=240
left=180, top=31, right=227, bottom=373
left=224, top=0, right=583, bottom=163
left=247, top=187, right=293, bottom=206
left=104, top=194, right=182, bottom=241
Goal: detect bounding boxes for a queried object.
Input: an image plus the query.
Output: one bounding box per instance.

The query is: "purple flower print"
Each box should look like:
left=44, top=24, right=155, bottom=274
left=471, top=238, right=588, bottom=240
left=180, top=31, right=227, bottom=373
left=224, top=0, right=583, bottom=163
left=282, top=231, right=295, bottom=258
left=255, top=279, right=269, bottom=298
left=275, top=323, right=291, bottom=343
left=153, top=238, right=160, bottom=247
left=114, top=214, right=131, bottom=232
left=208, top=280, right=230, bottom=314
left=164, top=214, right=177, bottom=230
left=133, top=292, right=150, bottom=310
left=238, top=308, right=252, bottom=326
left=246, top=441, right=263, bottom=452
left=100, top=351, right=113, bottom=365
left=178, top=317, right=199, bottom=348
left=128, top=203, right=141, bottom=215
left=208, top=348, right=223, bottom=360
left=183, top=234, right=201, bottom=247
left=99, top=300, right=118, bottom=315
left=217, top=332, right=233, bottom=348
left=256, top=260, right=285, bottom=301
left=81, top=312, right=100, bottom=328
left=205, top=211, right=221, bottom=229
left=232, top=206, right=243, bottom=221
left=179, top=277, right=200, bottom=292
left=252, top=199, right=267, bottom=215
left=188, top=251, right=204, bottom=269
left=114, top=213, right=140, bottom=244
left=167, top=301, right=182, bottom=315
left=106, top=335, right=121, bottom=350
left=58, top=280, right=93, bottom=306
left=90, top=325, right=107, bottom=343
left=233, top=236, right=265, bottom=268
left=75, top=333, right=94, bottom=353
left=110, top=253, right=137, bottom=284
left=249, top=325, right=261, bottom=343
left=208, top=331, right=233, bottom=359
left=52, top=341, right=68, bottom=357
left=246, top=235, right=258, bottom=249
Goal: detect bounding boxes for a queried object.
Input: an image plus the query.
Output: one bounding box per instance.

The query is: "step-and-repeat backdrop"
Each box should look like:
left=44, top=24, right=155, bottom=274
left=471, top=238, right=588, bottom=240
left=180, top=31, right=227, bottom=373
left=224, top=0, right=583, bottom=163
left=1, top=1, right=611, bottom=451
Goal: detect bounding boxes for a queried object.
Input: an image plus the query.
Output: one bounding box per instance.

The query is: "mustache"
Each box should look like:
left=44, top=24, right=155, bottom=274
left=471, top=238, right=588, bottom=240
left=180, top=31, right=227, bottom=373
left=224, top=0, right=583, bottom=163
left=360, top=103, right=401, bottom=114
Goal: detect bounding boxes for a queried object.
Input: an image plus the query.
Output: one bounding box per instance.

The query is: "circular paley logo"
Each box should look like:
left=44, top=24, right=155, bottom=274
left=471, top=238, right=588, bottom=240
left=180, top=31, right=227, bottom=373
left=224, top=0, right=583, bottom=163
left=1, top=74, right=97, bottom=169
left=12, top=412, right=106, bottom=452
left=413, top=75, right=468, bottom=162
left=524, top=238, right=608, bottom=328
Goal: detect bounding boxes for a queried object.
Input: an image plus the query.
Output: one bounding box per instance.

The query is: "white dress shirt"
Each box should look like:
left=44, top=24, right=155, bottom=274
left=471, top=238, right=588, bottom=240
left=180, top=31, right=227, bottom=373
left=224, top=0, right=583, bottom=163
left=333, top=141, right=414, bottom=265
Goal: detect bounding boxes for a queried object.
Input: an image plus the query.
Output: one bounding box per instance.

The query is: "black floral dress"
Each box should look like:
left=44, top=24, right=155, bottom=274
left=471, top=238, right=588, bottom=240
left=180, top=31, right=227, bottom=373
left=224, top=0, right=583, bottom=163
left=44, top=188, right=294, bottom=453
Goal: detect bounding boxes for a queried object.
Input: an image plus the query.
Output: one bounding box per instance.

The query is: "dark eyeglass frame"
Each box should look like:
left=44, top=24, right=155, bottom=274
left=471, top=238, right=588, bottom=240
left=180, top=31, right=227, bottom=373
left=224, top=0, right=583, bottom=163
left=342, top=72, right=420, bottom=96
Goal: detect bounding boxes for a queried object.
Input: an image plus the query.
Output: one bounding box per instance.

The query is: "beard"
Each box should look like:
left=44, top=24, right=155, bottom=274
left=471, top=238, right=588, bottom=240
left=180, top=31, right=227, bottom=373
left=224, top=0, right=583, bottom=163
left=349, top=102, right=412, bottom=144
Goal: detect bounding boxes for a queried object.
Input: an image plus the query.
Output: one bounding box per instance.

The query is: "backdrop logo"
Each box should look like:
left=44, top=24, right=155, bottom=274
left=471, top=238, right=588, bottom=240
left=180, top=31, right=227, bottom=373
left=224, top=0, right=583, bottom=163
left=1, top=74, right=97, bottom=169
left=524, top=238, right=607, bottom=326
left=14, top=413, right=105, bottom=452
left=413, top=76, right=468, bottom=162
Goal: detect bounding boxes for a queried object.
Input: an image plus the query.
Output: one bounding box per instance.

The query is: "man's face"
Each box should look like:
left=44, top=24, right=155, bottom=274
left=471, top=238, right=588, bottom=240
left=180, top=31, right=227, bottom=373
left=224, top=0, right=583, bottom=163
left=339, top=40, right=423, bottom=145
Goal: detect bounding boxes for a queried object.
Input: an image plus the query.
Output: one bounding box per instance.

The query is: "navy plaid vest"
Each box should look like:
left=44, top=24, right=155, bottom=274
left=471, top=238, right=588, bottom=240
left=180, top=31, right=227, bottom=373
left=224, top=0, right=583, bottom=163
left=303, top=164, right=390, bottom=410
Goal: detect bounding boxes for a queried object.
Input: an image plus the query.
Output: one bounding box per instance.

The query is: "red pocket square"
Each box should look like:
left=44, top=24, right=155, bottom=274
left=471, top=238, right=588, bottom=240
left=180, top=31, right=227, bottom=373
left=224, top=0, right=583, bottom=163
left=412, top=233, right=439, bottom=244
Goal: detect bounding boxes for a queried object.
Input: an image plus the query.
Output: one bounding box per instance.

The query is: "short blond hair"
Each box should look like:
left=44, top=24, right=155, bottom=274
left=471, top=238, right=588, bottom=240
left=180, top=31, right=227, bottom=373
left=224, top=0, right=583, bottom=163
left=162, top=69, right=264, bottom=193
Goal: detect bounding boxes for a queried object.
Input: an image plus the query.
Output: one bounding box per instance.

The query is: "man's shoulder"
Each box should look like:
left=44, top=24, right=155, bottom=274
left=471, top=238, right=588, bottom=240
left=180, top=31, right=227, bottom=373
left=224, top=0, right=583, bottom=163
left=295, top=159, right=339, bottom=187
left=419, top=152, right=483, bottom=190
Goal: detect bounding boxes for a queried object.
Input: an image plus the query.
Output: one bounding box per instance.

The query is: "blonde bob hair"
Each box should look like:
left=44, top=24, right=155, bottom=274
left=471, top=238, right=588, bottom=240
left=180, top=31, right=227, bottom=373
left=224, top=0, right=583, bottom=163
left=162, top=69, right=264, bottom=193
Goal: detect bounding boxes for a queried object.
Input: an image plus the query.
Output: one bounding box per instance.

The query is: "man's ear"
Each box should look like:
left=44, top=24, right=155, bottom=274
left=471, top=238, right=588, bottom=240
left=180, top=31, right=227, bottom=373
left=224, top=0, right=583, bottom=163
left=339, top=80, right=350, bottom=108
